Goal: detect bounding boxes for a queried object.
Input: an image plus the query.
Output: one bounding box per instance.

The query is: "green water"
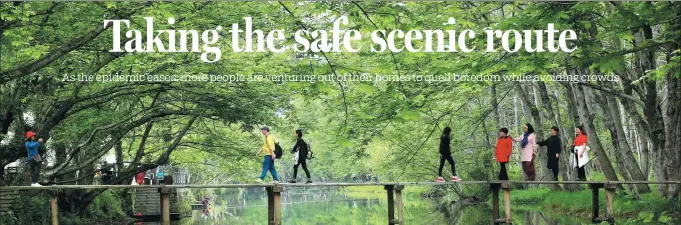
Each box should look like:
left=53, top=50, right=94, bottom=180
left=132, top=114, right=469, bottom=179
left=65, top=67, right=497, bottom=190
left=133, top=188, right=602, bottom=225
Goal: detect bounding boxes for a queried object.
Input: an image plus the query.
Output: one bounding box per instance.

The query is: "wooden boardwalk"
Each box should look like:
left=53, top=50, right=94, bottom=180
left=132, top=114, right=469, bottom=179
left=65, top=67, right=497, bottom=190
left=1, top=180, right=679, bottom=225
left=2, top=180, right=678, bottom=190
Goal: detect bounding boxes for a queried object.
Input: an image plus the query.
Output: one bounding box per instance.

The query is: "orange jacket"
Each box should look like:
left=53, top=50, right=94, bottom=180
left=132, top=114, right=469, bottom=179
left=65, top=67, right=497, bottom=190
left=495, top=137, right=513, bottom=163
left=574, top=134, right=588, bottom=147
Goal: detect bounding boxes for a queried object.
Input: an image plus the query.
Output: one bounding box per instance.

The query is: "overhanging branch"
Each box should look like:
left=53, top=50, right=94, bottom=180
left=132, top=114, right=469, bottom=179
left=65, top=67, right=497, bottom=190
left=577, top=81, right=644, bottom=106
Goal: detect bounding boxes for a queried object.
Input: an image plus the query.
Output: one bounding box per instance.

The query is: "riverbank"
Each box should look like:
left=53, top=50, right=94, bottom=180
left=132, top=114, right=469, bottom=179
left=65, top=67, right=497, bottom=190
left=491, top=187, right=679, bottom=224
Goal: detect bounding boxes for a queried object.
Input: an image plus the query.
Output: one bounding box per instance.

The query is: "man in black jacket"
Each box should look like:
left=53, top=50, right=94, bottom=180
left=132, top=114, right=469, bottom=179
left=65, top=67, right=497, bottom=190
left=537, top=126, right=562, bottom=181
left=289, top=129, right=312, bottom=183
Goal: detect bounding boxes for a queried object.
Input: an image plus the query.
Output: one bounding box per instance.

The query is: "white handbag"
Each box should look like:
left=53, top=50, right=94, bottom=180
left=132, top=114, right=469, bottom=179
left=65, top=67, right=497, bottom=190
left=573, top=145, right=590, bottom=168
left=293, top=150, right=300, bottom=165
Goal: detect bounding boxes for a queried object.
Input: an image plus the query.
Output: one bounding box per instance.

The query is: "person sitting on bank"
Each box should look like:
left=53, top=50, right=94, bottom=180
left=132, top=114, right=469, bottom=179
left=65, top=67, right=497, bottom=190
left=495, top=128, right=512, bottom=180
left=537, top=126, right=562, bottom=181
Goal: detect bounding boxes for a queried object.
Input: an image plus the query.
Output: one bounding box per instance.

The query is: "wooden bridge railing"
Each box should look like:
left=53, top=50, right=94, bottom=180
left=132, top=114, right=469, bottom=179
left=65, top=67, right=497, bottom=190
left=1, top=180, right=679, bottom=225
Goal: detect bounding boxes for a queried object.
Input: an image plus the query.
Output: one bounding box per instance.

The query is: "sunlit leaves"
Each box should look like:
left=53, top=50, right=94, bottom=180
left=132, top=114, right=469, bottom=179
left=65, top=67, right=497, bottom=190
left=1, top=1, right=678, bottom=187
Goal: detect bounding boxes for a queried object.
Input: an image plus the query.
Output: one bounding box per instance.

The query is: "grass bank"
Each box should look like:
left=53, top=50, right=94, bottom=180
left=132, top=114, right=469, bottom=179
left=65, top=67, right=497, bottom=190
left=491, top=187, right=679, bottom=224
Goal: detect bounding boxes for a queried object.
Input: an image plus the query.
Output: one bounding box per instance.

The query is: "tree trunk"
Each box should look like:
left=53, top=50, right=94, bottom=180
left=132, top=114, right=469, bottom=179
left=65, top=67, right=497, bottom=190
left=561, top=82, right=583, bottom=191
left=480, top=101, right=495, bottom=181
left=625, top=104, right=650, bottom=179
left=601, top=95, right=642, bottom=198
left=638, top=128, right=651, bottom=179
left=115, top=140, right=123, bottom=178
left=662, top=74, right=681, bottom=197
left=513, top=95, right=519, bottom=134
left=601, top=82, right=651, bottom=193
left=572, top=84, right=620, bottom=182
left=492, top=83, right=501, bottom=127
left=53, top=142, right=70, bottom=184
left=663, top=36, right=681, bottom=197
left=531, top=84, right=547, bottom=183
left=662, top=8, right=681, bottom=198
left=638, top=22, right=669, bottom=196
left=618, top=79, right=652, bottom=180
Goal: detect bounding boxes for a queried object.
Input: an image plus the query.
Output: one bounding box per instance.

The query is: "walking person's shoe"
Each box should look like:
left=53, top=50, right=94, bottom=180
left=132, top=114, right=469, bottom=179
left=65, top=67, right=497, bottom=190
left=436, top=177, right=445, bottom=183
left=451, top=176, right=461, bottom=182
left=306, top=179, right=312, bottom=184
left=30, top=183, right=42, bottom=187
left=272, top=180, right=280, bottom=184
left=254, top=178, right=264, bottom=183
left=288, top=179, right=297, bottom=183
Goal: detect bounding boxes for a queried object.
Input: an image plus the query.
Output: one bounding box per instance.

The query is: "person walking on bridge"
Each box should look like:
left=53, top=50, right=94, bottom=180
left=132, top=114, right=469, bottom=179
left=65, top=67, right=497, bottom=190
left=537, top=126, right=562, bottom=181
left=289, top=129, right=312, bottom=184
left=512, top=124, right=537, bottom=181
left=255, top=126, right=280, bottom=183
left=25, top=131, right=43, bottom=186
left=437, top=127, right=460, bottom=182
left=495, top=128, right=512, bottom=180
left=572, top=126, right=588, bottom=181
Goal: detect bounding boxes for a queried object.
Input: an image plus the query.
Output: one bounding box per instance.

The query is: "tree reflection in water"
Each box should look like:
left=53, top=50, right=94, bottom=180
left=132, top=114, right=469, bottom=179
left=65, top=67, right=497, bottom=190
left=131, top=190, right=616, bottom=225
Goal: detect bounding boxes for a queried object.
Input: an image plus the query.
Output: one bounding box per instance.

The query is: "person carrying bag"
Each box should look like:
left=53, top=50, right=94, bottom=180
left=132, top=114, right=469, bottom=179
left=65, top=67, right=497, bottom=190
left=25, top=131, right=43, bottom=186
left=572, top=126, right=589, bottom=181
left=289, top=129, right=312, bottom=183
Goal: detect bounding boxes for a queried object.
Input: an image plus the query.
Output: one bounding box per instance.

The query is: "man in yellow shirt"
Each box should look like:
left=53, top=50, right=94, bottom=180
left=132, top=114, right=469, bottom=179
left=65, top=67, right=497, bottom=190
left=255, top=126, right=279, bottom=183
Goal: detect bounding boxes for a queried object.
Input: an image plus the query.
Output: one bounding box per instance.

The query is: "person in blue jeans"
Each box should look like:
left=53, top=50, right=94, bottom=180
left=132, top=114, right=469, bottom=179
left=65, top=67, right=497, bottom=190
left=255, top=126, right=279, bottom=183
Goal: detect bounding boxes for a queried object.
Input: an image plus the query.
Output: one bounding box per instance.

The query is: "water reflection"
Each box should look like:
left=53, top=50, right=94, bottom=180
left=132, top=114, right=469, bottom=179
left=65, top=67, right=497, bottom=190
left=128, top=189, right=631, bottom=225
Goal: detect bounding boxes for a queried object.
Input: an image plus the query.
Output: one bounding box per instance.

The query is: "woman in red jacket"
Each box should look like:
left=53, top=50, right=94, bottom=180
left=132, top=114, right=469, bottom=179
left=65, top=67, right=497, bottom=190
left=495, top=128, right=513, bottom=180
left=573, top=126, right=588, bottom=181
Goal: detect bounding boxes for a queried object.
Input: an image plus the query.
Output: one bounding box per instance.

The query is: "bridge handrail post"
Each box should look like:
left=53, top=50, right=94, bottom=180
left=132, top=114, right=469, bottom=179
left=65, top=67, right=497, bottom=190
left=490, top=183, right=500, bottom=222
left=394, top=185, right=405, bottom=225
left=267, top=187, right=274, bottom=224
left=159, top=187, right=172, bottom=225
left=159, top=176, right=173, bottom=225
left=50, top=190, right=59, bottom=225
left=605, top=184, right=616, bottom=223
left=589, top=183, right=604, bottom=223
left=266, top=185, right=284, bottom=225
left=502, top=183, right=512, bottom=224
left=385, top=185, right=396, bottom=224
